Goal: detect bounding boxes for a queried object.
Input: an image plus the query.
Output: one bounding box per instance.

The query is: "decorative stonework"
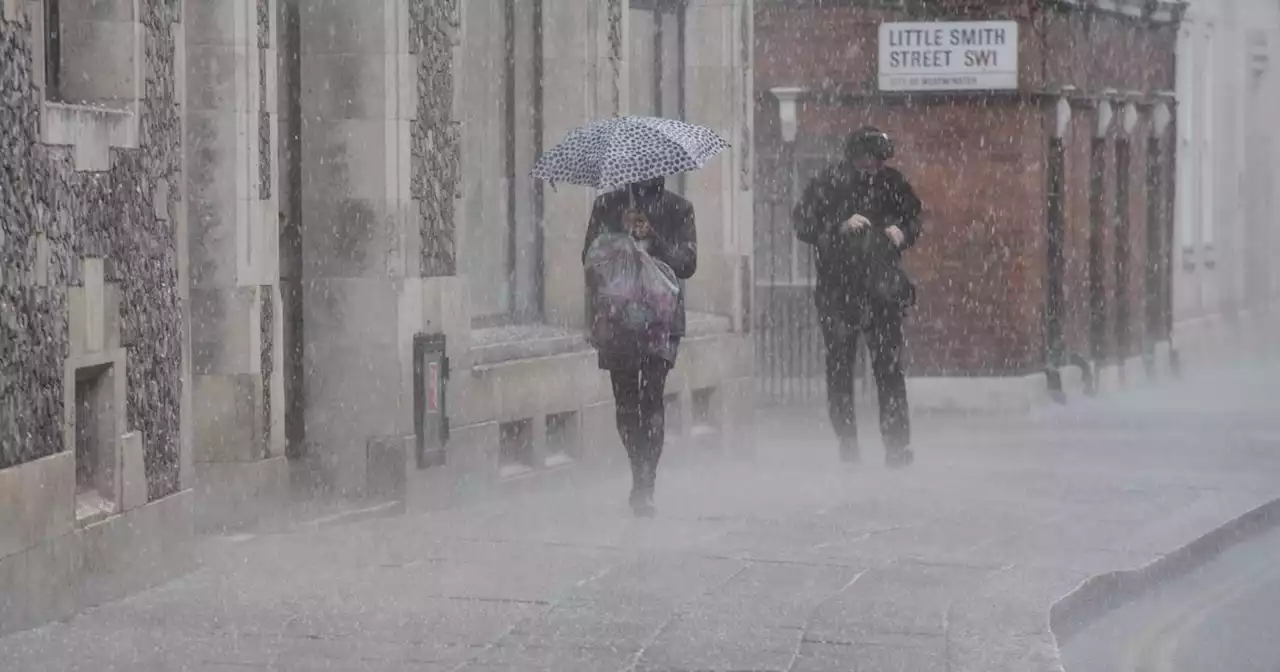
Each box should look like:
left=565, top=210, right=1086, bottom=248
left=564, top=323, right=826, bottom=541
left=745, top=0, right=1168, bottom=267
left=739, top=1, right=752, bottom=191
left=413, top=0, right=460, bottom=277
left=1, top=5, right=184, bottom=499
left=260, top=286, right=273, bottom=458
left=608, top=0, right=624, bottom=116
left=259, top=109, right=271, bottom=200
left=257, top=0, right=270, bottom=49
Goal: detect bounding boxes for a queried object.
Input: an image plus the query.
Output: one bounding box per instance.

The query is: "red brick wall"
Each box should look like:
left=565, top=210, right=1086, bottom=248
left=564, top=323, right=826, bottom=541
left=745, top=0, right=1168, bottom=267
left=756, top=2, right=1177, bottom=94
left=757, top=97, right=1049, bottom=376
left=756, top=1, right=1032, bottom=94
left=754, top=1, right=1178, bottom=376
left=1037, top=10, right=1178, bottom=94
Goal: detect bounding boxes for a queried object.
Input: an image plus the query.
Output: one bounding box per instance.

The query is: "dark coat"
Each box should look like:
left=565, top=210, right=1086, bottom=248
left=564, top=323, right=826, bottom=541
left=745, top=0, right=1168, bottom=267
left=583, top=188, right=698, bottom=369
left=793, top=164, right=922, bottom=319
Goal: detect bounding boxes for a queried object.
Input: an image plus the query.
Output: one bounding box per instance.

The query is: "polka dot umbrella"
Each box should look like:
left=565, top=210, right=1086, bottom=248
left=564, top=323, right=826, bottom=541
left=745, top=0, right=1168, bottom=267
left=531, top=116, right=731, bottom=192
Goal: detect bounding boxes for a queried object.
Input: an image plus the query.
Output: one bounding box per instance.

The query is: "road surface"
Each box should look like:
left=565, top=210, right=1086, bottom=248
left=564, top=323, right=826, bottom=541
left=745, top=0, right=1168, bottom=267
left=1061, top=524, right=1280, bottom=672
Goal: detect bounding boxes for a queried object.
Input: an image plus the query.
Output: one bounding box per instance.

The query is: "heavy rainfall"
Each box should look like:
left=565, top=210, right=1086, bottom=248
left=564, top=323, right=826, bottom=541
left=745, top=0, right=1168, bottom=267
left=1, top=1, right=1278, bottom=671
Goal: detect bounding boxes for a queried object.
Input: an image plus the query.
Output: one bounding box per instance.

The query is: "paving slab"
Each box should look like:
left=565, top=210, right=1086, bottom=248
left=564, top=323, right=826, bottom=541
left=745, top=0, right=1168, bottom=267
left=3, top=363, right=1280, bottom=671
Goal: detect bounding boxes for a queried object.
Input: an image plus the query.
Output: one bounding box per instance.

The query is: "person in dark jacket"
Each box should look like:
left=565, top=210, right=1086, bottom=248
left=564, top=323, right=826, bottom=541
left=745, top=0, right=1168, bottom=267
left=583, top=176, right=697, bottom=517
left=793, top=127, right=922, bottom=467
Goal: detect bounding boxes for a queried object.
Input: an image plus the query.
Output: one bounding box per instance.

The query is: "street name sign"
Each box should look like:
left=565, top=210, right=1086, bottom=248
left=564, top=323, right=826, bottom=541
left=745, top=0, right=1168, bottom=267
left=878, top=21, right=1019, bottom=92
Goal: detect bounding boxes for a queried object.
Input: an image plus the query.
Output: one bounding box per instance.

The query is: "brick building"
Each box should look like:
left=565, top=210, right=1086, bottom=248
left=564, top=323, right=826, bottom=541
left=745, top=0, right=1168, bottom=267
left=754, top=0, right=1181, bottom=407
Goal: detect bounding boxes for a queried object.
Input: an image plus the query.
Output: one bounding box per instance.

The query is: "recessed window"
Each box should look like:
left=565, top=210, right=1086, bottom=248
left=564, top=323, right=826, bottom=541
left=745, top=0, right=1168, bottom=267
left=691, top=387, right=718, bottom=435
left=544, top=411, right=579, bottom=466
left=499, top=418, right=535, bottom=477
left=74, top=363, right=118, bottom=523
left=41, top=0, right=140, bottom=108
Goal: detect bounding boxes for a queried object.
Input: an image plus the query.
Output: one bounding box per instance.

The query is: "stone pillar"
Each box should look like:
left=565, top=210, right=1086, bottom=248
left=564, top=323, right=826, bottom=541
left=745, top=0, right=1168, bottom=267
left=541, top=0, right=609, bottom=328
left=298, top=0, right=443, bottom=496
left=682, top=0, right=753, bottom=327
left=185, top=0, right=285, bottom=526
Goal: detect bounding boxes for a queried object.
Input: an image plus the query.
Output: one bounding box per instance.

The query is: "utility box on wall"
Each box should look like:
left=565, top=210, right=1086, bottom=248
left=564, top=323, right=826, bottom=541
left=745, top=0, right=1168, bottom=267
left=412, top=334, right=450, bottom=469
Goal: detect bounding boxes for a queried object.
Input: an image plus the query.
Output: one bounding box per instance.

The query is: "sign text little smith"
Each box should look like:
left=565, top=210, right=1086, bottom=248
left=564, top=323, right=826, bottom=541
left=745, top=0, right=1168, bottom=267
left=878, top=21, right=1019, bottom=92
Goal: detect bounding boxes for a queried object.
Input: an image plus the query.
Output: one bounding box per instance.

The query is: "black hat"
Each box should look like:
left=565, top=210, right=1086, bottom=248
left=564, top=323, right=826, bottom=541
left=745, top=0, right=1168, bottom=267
left=628, top=176, right=665, bottom=203
left=845, top=126, right=894, bottom=161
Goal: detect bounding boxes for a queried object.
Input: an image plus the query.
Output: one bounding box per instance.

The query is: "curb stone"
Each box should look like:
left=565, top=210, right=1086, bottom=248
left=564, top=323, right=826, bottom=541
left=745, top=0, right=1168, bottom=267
left=1048, top=496, right=1280, bottom=647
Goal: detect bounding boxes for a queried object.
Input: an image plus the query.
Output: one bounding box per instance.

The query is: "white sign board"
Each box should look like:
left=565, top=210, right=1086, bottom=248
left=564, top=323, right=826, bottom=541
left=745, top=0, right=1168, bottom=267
left=878, top=21, right=1019, bottom=92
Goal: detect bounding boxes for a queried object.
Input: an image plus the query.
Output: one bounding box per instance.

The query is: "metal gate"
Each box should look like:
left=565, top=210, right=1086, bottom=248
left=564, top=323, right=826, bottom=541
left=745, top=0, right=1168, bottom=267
left=753, top=155, right=869, bottom=407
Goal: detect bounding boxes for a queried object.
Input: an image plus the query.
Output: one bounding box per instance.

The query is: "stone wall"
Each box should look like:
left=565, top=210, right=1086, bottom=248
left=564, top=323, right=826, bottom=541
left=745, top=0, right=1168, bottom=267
left=411, top=0, right=459, bottom=278
left=0, top=2, right=184, bottom=500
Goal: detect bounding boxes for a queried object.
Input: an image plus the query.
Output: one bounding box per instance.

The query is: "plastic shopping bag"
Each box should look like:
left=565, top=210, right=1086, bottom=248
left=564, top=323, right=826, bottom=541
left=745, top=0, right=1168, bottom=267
left=584, top=233, right=680, bottom=360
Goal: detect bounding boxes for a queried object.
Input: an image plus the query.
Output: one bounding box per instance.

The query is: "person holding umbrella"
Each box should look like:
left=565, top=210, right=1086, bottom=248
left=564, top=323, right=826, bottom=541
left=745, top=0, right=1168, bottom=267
left=532, top=116, right=727, bottom=517
left=582, top=177, right=695, bottom=517
left=793, top=126, right=923, bottom=468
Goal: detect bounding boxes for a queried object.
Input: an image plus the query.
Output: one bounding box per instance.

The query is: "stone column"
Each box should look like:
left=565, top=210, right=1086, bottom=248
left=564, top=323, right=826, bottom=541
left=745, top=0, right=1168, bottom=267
left=541, top=0, right=608, bottom=328
left=185, top=0, right=285, bottom=526
left=682, top=0, right=753, bottom=327
left=298, top=0, right=464, bottom=496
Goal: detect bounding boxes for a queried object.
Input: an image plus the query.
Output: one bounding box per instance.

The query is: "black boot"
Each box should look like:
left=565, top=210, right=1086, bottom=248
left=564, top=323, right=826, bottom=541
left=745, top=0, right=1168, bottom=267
left=629, top=462, right=656, bottom=518
left=885, top=446, right=914, bottom=469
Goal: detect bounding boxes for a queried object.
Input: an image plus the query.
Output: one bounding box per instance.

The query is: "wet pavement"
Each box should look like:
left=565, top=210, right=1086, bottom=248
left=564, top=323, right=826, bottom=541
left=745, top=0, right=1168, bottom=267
left=2, top=362, right=1280, bottom=671
left=1061, top=522, right=1280, bottom=672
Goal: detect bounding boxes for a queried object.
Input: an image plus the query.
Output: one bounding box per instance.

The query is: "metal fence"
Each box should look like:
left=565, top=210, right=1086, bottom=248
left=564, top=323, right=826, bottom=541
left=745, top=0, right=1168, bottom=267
left=753, top=189, right=869, bottom=407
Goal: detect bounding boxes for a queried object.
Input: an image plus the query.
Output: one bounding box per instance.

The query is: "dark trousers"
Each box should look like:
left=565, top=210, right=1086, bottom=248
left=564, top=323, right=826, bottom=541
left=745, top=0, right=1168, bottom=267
left=609, top=360, right=672, bottom=492
left=821, top=304, right=911, bottom=451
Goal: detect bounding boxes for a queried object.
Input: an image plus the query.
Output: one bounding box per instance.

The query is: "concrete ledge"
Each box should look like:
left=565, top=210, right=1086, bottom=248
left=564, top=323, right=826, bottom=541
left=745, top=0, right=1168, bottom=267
left=0, top=488, right=196, bottom=636
left=193, top=457, right=288, bottom=534
left=402, top=328, right=750, bottom=508
left=462, top=331, right=748, bottom=426
left=906, top=346, right=1185, bottom=414
left=1173, top=300, right=1280, bottom=370
left=1093, top=354, right=1150, bottom=396
left=908, top=373, right=1052, bottom=414
left=0, top=452, right=75, bottom=562
left=1051, top=496, right=1280, bottom=646
left=470, top=323, right=587, bottom=367
left=42, top=102, right=139, bottom=172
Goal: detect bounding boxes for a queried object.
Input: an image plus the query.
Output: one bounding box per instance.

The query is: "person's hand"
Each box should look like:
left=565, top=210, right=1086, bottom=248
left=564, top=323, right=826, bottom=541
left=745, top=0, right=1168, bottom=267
left=842, top=214, right=872, bottom=233
left=625, top=210, right=653, bottom=239
left=884, top=225, right=906, bottom=248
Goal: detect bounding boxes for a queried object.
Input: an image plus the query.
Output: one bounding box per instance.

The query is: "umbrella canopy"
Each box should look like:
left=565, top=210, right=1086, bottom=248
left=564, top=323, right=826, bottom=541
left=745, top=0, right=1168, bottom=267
left=531, top=116, right=730, bottom=191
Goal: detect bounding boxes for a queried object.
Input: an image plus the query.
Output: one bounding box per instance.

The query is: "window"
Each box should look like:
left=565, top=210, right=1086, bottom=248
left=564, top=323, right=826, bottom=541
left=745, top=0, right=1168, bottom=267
left=35, top=0, right=141, bottom=171
left=40, top=0, right=139, bottom=108
left=544, top=411, right=579, bottom=465
left=499, top=418, right=535, bottom=477
left=458, top=0, right=544, bottom=324
left=73, top=363, right=118, bottom=523
left=629, top=1, right=684, bottom=120
left=630, top=1, right=687, bottom=190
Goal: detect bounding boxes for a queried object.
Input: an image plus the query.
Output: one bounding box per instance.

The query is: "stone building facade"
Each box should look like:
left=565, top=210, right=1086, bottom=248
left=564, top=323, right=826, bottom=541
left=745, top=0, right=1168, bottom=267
left=2, top=0, right=195, bottom=635
left=1171, top=0, right=1280, bottom=362
left=2, top=0, right=754, bottom=633
left=283, top=0, right=755, bottom=500
left=754, top=0, right=1181, bottom=409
